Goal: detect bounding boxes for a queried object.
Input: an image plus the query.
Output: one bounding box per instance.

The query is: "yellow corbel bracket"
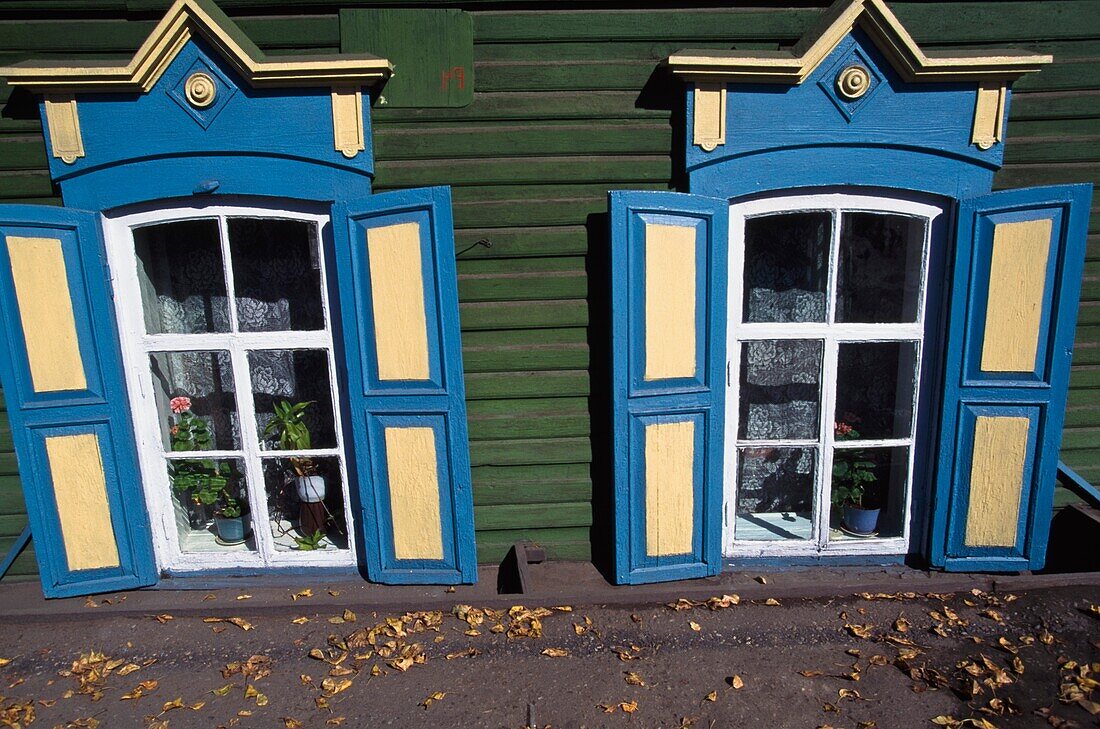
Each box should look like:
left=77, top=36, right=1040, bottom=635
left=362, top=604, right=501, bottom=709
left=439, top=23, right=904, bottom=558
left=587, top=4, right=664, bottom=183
left=43, top=95, right=85, bottom=164
left=971, top=81, right=1006, bottom=151
left=331, top=86, right=365, bottom=159
left=693, top=83, right=726, bottom=152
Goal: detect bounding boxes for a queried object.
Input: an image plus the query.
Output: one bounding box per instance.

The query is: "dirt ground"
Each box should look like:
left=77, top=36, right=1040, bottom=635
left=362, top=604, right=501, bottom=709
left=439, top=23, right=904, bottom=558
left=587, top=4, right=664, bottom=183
left=0, top=584, right=1098, bottom=728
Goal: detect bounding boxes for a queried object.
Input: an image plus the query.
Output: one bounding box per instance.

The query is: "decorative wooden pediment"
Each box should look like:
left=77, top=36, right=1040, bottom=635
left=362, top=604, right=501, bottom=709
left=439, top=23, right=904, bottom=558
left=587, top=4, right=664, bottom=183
left=667, top=0, right=1050, bottom=84
left=0, top=0, right=391, bottom=92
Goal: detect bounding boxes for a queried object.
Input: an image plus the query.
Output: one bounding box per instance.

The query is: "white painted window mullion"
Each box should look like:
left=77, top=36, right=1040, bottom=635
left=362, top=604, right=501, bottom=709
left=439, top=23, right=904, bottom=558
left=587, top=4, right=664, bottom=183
left=818, top=335, right=840, bottom=551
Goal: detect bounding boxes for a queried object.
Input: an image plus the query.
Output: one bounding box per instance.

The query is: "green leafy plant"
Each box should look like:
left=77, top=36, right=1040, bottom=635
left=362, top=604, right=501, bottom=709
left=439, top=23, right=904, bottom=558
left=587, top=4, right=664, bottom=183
left=218, top=494, right=242, bottom=519
left=831, top=421, right=878, bottom=509
left=167, top=395, right=241, bottom=513
left=293, top=529, right=326, bottom=551
left=263, top=400, right=318, bottom=476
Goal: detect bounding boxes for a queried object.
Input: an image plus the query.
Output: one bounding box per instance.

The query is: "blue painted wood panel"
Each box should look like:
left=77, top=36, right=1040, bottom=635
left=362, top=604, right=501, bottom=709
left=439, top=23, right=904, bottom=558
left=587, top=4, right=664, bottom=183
left=0, top=205, right=156, bottom=597
left=47, top=37, right=374, bottom=192
left=330, top=187, right=477, bottom=584
left=610, top=190, right=728, bottom=584
left=687, top=29, right=1000, bottom=201
left=929, top=184, right=1092, bottom=572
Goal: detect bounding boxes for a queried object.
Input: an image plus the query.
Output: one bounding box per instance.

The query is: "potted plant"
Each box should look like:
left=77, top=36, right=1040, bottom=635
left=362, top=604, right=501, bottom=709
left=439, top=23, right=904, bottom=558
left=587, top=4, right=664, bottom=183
left=167, top=396, right=222, bottom=527
left=831, top=420, right=880, bottom=535
left=263, top=400, right=325, bottom=503
left=213, top=492, right=249, bottom=544
left=293, top=529, right=326, bottom=551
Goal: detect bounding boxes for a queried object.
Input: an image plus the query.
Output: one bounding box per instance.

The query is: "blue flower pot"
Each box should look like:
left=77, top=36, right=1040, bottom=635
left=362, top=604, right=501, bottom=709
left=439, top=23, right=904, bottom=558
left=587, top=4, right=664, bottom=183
left=215, top=515, right=248, bottom=543
left=842, top=506, right=880, bottom=535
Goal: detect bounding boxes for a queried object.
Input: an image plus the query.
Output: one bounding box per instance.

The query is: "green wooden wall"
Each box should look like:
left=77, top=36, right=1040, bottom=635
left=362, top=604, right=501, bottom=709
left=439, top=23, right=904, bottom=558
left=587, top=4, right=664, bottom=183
left=0, top=1, right=1097, bottom=578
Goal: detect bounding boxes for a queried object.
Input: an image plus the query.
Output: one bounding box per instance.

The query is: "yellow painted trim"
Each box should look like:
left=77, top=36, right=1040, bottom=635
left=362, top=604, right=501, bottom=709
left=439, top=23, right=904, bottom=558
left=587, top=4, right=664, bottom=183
left=667, top=0, right=1051, bottom=84
left=692, top=83, right=726, bottom=152
left=385, top=426, right=444, bottom=561
left=0, top=0, right=392, bottom=92
left=644, top=421, right=695, bottom=557
left=971, top=81, right=1006, bottom=150
left=644, top=223, right=697, bottom=381
left=964, top=415, right=1030, bottom=548
left=366, top=222, right=431, bottom=381
left=43, top=95, right=85, bottom=164
left=5, top=236, right=87, bottom=393
left=980, top=218, right=1053, bottom=373
left=45, top=433, right=120, bottom=571
left=331, top=87, right=366, bottom=159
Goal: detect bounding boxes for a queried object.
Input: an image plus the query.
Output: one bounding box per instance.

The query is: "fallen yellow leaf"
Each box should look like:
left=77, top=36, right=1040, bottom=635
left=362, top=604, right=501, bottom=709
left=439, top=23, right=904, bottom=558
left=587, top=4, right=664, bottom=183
left=624, top=671, right=645, bottom=686
left=321, top=677, right=353, bottom=696
left=620, top=700, right=638, bottom=714
left=540, top=648, right=570, bottom=658
left=704, top=691, right=717, bottom=702
left=292, top=589, right=313, bottom=601
left=729, top=675, right=744, bottom=689
left=236, top=594, right=252, bottom=601
left=202, top=616, right=253, bottom=631
left=162, top=697, right=184, bottom=712
left=689, top=621, right=702, bottom=632
left=292, top=617, right=309, bottom=625
left=846, top=624, right=873, bottom=639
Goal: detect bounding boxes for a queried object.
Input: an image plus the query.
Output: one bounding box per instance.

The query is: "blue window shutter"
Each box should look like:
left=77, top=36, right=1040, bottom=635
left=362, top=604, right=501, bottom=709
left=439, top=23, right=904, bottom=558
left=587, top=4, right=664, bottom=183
left=330, top=187, right=476, bottom=584
left=0, top=205, right=156, bottom=597
left=929, top=184, right=1092, bottom=572
left=610, top=191, right=728, bottom=584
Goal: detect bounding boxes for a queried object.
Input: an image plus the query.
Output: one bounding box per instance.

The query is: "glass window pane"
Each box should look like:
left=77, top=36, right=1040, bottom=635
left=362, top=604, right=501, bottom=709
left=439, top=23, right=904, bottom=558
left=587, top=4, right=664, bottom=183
left=736, top=447, right=816, bottom=541
left=150, top=350, right=240, bottom=450
left=250, top=349, right=337, bottom=451
left=739, top=339, right=823, bottom=440
left=743, top=212, right=830, bottom=323
left=834, top=342, right=918, bottom=440
left=830, top=446, right=908, bottom=540
left=262, top=457, right=349, bottom=552
left=836, top=213, right=925, bottom=323
left=228, top=218, right=324, bottom=332
left=134, top=220, right=229, bottom=334
left=167, top=457, right=256, bottom=553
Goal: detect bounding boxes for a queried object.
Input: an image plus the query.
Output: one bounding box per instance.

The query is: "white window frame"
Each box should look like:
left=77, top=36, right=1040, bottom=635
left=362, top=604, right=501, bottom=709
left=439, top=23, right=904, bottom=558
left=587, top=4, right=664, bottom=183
left=103, top=202, right=356, bottom=573
left=724, top=192, right=944, bottom=558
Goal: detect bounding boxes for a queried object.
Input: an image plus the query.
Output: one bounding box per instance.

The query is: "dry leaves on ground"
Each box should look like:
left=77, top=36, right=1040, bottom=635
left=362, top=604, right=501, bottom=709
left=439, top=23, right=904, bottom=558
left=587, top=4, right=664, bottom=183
left=202, top=616, right=254, bottom=631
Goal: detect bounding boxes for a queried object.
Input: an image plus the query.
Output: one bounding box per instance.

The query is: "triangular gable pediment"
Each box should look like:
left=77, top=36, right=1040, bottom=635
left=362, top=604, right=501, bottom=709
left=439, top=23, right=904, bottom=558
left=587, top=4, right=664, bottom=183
left=0, top=0, right=391, bottom=92
left=668, top=0, right=1050, bottom=83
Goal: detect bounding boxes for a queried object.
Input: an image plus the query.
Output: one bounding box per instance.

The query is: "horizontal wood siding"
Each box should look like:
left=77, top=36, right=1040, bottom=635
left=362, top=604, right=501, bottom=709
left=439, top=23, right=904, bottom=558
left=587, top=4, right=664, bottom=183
left=0, top=1, right=1097, bottom=572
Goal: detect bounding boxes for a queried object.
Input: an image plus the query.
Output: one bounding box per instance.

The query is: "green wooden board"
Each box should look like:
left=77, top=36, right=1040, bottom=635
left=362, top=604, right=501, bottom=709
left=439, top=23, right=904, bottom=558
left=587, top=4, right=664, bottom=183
left=341, top=8, right=473, bottom=108
left=2, top=0, right=1100, bottom=574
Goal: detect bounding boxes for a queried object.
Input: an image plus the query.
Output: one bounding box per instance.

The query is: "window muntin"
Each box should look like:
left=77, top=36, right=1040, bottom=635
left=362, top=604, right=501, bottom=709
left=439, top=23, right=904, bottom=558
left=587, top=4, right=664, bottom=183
left=106, top=205, right=355, bottom=571
left=725, top=193, right=941, bottom=557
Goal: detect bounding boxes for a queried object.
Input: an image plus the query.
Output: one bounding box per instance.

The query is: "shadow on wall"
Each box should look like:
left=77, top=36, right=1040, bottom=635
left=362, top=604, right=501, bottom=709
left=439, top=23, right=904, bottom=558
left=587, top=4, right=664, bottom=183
left=585, top=210, right=613, bottom=583
left=585, top=63, right=688, bottom=584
